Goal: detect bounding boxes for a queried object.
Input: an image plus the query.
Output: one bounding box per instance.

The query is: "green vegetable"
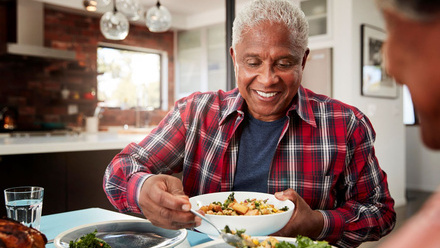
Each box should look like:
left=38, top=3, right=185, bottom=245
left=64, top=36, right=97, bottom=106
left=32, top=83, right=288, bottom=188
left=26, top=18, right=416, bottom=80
left=69, top=230, right=111, bottom=248
left=255, top=201, right=261, bottom=209
left=223, top=192, right=236, bottom=209
left=275, top=235, right=331, bottom=248
left=223, top=225, right=246, bottom=237
left=223, top=225, right=233, bottom=234
left=279, top=206, right=289, bottom=211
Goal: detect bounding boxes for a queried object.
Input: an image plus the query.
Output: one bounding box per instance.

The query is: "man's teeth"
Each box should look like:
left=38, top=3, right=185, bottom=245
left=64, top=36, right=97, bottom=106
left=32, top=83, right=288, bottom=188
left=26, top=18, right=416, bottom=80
left=256, top=91, right=277, bottom=98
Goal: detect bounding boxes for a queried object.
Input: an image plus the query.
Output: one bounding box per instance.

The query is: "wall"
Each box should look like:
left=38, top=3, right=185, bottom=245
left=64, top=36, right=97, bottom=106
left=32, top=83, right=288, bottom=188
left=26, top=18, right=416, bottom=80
left=331, top=0, right=406, bottom=207
left=406, top=126, right=440, bottom=191
left=0, top=6, right=174, bottom=131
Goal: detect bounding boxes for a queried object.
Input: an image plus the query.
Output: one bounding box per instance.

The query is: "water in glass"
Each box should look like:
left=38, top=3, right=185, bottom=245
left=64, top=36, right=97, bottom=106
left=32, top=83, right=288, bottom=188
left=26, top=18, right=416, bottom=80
left=6, top=199, right=43, bottom=230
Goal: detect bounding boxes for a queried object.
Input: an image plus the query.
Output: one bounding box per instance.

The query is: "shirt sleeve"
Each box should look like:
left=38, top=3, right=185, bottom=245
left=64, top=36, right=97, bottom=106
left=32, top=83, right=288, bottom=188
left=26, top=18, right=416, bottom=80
left=317, top=115, right=396, bottom=248
left=102, top=102, right=187, bottom=213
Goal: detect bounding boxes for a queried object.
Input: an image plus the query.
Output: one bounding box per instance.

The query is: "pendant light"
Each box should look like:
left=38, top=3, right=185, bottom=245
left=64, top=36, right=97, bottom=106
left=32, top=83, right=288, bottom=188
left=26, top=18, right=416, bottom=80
left=100, top=0, right=129, bottom=40
left=146, top=0, right=172, bottom=33
left=115, top=0, right=142, bottom=21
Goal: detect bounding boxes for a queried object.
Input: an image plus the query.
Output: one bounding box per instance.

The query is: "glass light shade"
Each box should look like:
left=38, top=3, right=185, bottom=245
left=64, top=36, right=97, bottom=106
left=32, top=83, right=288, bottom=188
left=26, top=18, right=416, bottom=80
left=100, top=11, right=129, bottom=40
left=115, top=0, right=142, bottom=21
left=97, top=0, right=112, bottom=8
left=146, top=4, right=172, bottom=33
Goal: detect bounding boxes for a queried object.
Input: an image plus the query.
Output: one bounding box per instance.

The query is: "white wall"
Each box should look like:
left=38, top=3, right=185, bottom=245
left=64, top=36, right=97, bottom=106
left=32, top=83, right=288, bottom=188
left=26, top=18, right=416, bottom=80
left=331, top=0, right=406, bottom=207
left=406, top=126, right=440, bottom=192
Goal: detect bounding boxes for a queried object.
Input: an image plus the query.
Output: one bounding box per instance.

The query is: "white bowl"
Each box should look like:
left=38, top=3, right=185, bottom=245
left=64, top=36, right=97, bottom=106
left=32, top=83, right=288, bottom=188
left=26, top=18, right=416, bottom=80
left=189, top=191, right=295, bottom=237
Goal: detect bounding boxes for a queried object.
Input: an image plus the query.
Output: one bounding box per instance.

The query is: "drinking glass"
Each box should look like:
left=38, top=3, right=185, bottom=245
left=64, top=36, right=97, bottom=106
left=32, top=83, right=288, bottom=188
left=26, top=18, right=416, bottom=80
left=4, top=186, right=44, bottom=230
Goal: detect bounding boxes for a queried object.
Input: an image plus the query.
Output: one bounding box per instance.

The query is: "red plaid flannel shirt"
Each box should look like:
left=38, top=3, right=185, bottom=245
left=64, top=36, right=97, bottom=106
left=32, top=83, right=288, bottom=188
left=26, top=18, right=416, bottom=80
left=104, top=86, right=396, bottom=247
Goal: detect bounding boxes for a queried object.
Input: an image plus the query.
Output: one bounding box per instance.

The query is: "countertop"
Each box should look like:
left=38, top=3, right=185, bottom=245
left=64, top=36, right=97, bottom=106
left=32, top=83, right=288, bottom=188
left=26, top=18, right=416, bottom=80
left=0, top=130, right=149, bottom=156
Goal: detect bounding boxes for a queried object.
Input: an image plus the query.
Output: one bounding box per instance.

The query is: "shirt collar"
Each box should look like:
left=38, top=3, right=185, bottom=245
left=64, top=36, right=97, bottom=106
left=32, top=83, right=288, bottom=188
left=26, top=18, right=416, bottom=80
left=289, top=86, right=317, bottom=128
left=220, top=86, right=316, bottom=128
left=220, top=88, right=245, bottom=125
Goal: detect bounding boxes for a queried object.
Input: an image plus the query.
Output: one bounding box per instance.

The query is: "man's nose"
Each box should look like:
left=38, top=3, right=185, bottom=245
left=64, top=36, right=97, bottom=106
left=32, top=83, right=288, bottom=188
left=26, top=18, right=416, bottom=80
left=258, top=65, right=279, bottom=86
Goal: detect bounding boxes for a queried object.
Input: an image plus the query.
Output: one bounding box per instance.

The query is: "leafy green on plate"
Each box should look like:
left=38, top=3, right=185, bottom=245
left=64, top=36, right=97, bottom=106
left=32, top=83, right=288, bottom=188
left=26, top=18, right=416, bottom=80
left=69, top=230, right=111, bottom=248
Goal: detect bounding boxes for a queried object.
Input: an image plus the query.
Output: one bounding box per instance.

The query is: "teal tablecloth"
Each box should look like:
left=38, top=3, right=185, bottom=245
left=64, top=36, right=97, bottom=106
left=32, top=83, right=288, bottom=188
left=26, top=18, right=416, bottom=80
left=40, top=208, right=212, bottom=247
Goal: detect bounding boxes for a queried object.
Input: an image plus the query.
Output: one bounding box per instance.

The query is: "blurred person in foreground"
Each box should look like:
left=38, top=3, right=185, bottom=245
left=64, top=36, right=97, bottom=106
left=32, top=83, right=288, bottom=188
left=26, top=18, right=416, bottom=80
left=375, top=0, right=440, bottom=247
left=103, top=0, right=395, bottom=247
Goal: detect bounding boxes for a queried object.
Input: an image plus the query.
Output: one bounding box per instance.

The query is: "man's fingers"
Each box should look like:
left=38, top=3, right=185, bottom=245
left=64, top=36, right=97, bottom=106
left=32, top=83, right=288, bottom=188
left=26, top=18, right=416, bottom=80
left=154, top=189, right=191, bottom=211
left=141, top=198, right=196, bottom=229
left=143, top=175, right=191, bottom=211
left=275, top=189, right=297, bottom=202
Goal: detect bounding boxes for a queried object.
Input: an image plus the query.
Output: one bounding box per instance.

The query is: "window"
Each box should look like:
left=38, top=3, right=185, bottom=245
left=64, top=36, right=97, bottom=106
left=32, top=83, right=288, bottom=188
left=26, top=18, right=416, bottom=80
left=97, top=45, right=163, bottom=109
left=403, top=85, right=418, bottom=125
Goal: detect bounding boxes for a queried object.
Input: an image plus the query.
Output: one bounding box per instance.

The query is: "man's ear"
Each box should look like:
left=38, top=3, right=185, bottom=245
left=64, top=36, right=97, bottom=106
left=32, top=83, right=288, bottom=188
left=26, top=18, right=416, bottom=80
left=230, top=47, right=236, bottom=65
left=301, top=48, right=310, bottom=70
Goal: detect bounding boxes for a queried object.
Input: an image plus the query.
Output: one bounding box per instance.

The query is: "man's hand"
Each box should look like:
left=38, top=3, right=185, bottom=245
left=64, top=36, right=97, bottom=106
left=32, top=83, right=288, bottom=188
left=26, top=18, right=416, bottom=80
left=271, top=189, right=324, bottom=239
left=138, top=174, right=201, bottom=230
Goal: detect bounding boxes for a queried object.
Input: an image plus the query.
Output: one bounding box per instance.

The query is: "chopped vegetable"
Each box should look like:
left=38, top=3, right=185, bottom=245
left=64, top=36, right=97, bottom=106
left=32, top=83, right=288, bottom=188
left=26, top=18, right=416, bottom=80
left=276, top=235, right=331, bottom=248
left=223, top=192, right=236, bottom=209
left=69, top=230, right=111, bottom=248
left=223, top=226, right=331, bottom=248
left=200, top=192, right=288, bottom=216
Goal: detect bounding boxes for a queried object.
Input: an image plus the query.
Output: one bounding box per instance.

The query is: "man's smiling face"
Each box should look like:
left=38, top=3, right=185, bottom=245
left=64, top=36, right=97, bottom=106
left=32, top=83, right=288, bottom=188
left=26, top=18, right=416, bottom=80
left=230, top=21, right=309, bottom=122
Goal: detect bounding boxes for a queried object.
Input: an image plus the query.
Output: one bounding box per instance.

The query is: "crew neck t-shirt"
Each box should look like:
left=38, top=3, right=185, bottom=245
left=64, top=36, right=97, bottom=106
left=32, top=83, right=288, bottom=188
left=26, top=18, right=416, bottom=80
left=232, top=113, right=286, bottom=193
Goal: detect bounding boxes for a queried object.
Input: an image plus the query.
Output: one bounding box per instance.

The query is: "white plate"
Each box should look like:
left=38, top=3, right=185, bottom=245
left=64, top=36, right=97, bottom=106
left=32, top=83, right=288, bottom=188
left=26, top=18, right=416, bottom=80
left=193, top=236, right=296, bottom=248
left=54, top=219, right=188, bottom=248
left=192, top=236, right=336, bottom=248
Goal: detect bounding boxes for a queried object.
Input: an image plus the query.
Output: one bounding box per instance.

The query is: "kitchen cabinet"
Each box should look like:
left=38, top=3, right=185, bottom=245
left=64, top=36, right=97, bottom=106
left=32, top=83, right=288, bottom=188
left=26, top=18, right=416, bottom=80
left=176, top=23, right=227, bottom=99
left=0, top=150, right=119, bottom=217
left=301, top=0, right=332, bottom=40
left=302, top=47, right=332, bottom=96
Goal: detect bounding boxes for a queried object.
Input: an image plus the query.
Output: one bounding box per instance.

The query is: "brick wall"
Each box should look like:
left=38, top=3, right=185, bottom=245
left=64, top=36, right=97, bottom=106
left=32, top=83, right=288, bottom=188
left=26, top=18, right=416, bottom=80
left=0, top=6, right=174, bottom=131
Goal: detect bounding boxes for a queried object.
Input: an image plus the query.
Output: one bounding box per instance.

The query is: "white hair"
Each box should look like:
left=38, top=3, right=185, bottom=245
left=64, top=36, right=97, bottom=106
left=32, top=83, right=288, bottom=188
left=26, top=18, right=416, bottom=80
left=376, top=0, right=440, bottom=21
left=232, top=0, right=309, bottom=57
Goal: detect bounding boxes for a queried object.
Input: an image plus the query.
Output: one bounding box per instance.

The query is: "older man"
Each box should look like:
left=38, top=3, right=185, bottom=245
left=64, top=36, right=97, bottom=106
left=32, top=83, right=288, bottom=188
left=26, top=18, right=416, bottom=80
left=103, top=0, right=395, bottom=247
left=375, top=0, right=440, bottom=247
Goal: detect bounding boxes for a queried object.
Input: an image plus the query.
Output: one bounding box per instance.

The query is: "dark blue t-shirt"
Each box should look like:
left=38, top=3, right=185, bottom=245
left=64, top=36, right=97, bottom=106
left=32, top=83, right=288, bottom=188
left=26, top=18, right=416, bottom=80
left=232, top=113, right=286, bottom=193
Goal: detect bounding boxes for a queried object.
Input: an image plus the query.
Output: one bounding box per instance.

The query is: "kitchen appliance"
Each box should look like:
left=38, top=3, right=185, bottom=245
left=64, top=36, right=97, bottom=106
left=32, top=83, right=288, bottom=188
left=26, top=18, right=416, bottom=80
left=0, top=0, right=76, bottom=60
left=0, top=106, right=18, bottom=132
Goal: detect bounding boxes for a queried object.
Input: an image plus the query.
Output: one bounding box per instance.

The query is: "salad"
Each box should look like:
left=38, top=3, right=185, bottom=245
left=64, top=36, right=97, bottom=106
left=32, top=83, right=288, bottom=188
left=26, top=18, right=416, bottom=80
left=223, top=226, right=332, bottom=248
left=199, top=192, right=289, bottom=216
left=69, top=230, right=111, bottom=248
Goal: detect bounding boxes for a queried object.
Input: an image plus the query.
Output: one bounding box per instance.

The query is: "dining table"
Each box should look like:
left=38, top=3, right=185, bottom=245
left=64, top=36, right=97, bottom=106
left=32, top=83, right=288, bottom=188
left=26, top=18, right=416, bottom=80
left=41, top=207, right=214, bottom=248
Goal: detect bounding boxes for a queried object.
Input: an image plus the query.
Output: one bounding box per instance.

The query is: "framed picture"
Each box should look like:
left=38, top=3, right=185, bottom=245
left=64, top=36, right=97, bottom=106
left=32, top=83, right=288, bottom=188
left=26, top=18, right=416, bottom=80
left=361, top=24, right=398, bottom=98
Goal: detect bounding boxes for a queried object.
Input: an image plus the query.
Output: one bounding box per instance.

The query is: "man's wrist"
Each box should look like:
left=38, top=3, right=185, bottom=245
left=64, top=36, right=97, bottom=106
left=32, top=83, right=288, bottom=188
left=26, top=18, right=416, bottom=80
left=308, top=210, right=324, bottom=239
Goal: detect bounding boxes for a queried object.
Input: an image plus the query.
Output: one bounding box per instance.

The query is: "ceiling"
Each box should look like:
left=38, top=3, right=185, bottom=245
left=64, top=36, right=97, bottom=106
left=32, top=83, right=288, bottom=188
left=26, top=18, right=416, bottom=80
left=36, top=0, right=252, bottom=30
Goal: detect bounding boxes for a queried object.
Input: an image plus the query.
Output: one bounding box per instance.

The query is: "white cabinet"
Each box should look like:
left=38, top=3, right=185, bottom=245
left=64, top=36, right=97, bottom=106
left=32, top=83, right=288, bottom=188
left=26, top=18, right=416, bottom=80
left=176, top=24, right=227, bottom=99
left=300, top=0, right=332, bottom=41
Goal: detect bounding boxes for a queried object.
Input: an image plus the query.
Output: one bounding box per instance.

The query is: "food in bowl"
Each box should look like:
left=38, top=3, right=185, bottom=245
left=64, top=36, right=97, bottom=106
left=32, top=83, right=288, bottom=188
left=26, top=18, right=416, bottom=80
left=199, top=192, right=289, bottom=216
left=189, top=191, right=295, bottom=236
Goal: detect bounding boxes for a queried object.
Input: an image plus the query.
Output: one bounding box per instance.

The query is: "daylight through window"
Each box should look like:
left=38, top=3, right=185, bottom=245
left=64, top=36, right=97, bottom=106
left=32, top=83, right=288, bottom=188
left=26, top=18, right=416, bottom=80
left=97, top=46, right=162, bottom=109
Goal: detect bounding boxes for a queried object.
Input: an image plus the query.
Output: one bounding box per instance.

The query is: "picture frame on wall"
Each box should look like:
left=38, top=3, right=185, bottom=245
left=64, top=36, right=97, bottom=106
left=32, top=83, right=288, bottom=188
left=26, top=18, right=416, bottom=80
left=361, top=24, right=398, bottom=98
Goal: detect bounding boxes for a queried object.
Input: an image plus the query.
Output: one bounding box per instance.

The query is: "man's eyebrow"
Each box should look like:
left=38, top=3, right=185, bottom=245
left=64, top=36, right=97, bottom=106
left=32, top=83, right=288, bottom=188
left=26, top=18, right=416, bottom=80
left=242, top=53, right=260, bottom=58
left=275, top=55, right=296, bottom=60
